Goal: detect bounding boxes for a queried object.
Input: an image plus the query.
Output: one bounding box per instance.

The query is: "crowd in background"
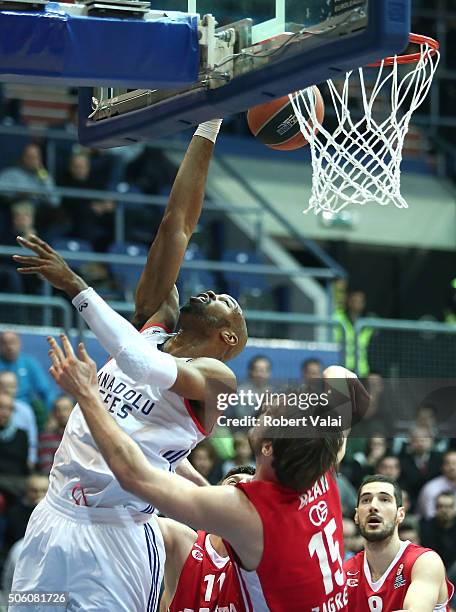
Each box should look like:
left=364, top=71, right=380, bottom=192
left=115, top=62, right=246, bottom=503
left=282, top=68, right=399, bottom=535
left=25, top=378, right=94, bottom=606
left=0, top=330, right=455, bottom=601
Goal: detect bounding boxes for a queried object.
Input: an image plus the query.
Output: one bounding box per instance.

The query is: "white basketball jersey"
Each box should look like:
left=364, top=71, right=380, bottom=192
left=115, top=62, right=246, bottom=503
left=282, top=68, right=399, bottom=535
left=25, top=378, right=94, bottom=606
left=49, top=325, right=208, bottom=514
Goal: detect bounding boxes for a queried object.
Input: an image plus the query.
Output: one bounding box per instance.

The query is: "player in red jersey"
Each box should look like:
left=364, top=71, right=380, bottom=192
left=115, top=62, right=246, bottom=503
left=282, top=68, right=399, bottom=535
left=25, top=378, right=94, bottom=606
left=48, top=343, right=371, bottom=612
left=344, top=475, right=454, bottom=612
left=159, top=466, right=255, bottom=612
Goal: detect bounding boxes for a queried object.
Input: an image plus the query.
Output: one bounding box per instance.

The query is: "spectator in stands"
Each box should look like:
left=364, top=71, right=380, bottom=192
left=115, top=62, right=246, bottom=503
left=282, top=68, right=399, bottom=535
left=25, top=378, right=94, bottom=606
left=222, top=433, right=255, bottom=474
left=400, top=425, right=442, bottom=505
left=0, top=200, right=36, bottom=245
left=0, top=331, right=56, bottom=410
left=38, top=394, right=73, bottom=474
left=3, top=473, right=48, bottom=549
left=334, top=289, right=372, bottom=377
left=234, top=355, right=272, bottom=418
left=420, top=491, right=456, bottom=571
left=0, top=143, right=59, bottom=208
left=376, top=455, right=405, bottom=487
left=0, top=392, right=28, bottom=477
left=58, top=150, right=115, bottom=250
left=0, top=371, right=37, bottom=468
left=398, top=520, right=421, bottom=545
left=336, top=472, right=358, bottom=518
left=392, top=402, right=448, bottom=457
left=351, top=435, right=389, bottom=487
left=343, top=517, right=363, bottom=561
left=415, top=403, right=449, bottom=453
left=300, top=358, right=323, bottom=388
left=400, top=488, right=419, bottom=529
left=0, top=200, right=43, bottom=308
left=417, top=451, right=456, bottom=519
left=233, top=355, right=274, bottom=420
left=189, top=441, right=222, bottom=485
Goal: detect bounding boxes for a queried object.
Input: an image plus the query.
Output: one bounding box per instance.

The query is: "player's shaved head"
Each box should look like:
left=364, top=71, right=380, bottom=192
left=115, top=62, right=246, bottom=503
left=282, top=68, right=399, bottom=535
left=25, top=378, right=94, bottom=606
left=179, top=291, right=248, bottom=360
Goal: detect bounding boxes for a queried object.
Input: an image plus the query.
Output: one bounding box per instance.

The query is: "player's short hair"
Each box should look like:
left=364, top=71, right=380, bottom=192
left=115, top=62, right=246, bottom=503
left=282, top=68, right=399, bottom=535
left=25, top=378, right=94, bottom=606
left=220, top=465, right=256, bottom=484
left=357, top=474, right=403, bottom=507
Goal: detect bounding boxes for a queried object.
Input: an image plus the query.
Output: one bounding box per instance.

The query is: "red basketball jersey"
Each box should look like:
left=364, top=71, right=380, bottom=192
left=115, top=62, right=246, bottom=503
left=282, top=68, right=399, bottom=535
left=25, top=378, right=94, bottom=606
left=169, top=530, right=246, bottom=612
left=227, top=472, right=347, bottom=611
left=344, top=541, right=455, bottom=612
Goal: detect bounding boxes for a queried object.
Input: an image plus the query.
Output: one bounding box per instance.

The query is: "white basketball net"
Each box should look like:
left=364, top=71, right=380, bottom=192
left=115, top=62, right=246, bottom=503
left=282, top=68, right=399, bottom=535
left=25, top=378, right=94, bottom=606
left=290, top=36, right=440, bottom=214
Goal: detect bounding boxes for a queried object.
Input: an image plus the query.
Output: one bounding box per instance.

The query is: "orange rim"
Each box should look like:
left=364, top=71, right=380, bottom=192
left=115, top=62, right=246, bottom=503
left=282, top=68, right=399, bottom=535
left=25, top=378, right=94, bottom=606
left=368, top=33, right=439, bottom=68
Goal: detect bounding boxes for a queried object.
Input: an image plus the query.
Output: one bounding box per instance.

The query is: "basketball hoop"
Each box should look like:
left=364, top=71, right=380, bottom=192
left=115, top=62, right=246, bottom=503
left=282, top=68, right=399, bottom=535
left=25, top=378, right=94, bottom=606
left=290, top=34, right=440, bottom=214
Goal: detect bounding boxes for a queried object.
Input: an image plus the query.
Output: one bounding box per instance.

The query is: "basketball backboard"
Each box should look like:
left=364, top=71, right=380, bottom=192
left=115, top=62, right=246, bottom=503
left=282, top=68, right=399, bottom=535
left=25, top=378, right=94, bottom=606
left=78, top=0, right=411, bottom=147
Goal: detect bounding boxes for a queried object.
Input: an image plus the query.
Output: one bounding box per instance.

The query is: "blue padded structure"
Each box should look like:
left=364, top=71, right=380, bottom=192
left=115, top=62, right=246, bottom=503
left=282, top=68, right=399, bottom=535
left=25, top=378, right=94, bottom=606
left=79, top=1, right=411, bottom=146
left=0, top=6, right=199, bottom=88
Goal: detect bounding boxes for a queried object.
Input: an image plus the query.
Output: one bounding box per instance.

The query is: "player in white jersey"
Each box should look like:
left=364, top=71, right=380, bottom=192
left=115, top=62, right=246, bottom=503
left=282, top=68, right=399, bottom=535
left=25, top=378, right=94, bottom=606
left=11, top=120, right=248, bottom=612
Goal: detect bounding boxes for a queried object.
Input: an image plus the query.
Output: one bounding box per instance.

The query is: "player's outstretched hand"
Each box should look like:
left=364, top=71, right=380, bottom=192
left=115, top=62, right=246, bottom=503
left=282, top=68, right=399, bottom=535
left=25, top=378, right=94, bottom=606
left=13, top=235, right=87, bottom=297
left=48, top=334, right=98, bottom=400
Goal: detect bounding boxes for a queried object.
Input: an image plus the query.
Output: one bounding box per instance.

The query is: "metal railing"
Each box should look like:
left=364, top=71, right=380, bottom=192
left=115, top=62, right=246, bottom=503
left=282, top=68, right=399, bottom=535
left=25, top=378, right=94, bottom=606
left=0, top=293, right=72, bottom=332
left=0, top=292, right=346, bottom=347
left=0, top=122, right=344, bottom=308
left=93, top=300, right=347, bottom=346
left=0, top=245, right=338, bottom=280
left=1, top=292, right=454, bottom=380
left=0, top=175, right=265, bottom=246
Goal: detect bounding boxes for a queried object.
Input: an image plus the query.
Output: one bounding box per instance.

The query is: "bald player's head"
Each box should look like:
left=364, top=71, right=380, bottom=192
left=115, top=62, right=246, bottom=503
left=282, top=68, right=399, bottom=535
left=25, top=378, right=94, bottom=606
left=179, top=291, right=248, bottom=361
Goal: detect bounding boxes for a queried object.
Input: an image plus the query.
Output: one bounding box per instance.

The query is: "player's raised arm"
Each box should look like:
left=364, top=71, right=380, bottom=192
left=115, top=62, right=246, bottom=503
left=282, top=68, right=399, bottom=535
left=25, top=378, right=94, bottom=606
left=132, top=120, right=222, bottom=331
left=48, top=334, right=261, bottom=566
left=393, top=552, right=447, bottom=612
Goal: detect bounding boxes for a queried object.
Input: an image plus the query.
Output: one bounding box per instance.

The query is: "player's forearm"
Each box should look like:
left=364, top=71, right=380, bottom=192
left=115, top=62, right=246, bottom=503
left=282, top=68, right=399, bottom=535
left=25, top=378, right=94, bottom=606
left=176, top=458, right=210, bottom=486
left=72, top=287, right=177, bottom=388
left=163, top=136, right=215, bottom=235
left=78, top=387, right=203, bottom=521
left=135, top=130, right=219, bottom=315
left=76, top=387, right=167, bottom=499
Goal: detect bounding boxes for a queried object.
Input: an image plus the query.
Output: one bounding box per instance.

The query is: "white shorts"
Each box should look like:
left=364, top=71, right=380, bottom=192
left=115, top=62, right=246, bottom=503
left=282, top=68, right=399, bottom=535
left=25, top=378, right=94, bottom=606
left=10, top=488, right=165, bottom=612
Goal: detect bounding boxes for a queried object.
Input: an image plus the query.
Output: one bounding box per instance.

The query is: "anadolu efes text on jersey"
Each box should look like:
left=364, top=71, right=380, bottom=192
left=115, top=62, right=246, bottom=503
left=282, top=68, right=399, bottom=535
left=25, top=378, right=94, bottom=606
left=49, top=324, right=208, bottom=513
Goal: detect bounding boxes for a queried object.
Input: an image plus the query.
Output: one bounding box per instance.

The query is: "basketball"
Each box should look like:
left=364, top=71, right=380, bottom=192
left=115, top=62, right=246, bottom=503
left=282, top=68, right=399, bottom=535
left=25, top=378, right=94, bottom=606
left=247, top=86, right=325, bottom=151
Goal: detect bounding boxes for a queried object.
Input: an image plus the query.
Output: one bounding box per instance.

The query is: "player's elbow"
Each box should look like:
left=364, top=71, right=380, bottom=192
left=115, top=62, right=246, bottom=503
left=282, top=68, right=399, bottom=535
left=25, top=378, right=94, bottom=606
left=115, top=461, right=142, bottom=496
left=159, top=216, right=192, bottom=246
left=108, top=456, right=132, bottom=491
